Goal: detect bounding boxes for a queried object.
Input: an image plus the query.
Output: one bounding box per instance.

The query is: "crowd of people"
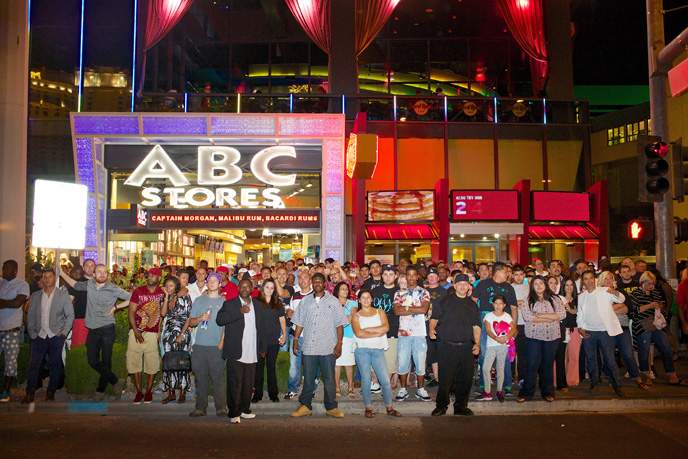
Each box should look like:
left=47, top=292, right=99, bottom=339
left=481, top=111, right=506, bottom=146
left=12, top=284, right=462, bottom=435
left=1, top=255, right=687, bottom=420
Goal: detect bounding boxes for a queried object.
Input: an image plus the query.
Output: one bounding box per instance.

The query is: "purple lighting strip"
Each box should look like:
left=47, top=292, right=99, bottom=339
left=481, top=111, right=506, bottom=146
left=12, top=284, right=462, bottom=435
left=75, top=138, right=94, bottom=192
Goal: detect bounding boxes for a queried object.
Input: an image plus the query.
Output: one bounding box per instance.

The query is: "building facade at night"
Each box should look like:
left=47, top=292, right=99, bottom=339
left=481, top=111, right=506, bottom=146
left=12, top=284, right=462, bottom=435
left=23, top=0, right=605, bottom=269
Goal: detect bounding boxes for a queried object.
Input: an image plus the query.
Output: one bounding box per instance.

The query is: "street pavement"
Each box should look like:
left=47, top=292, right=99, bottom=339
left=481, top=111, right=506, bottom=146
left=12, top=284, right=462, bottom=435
left=1, top=411, right=686, bottom=458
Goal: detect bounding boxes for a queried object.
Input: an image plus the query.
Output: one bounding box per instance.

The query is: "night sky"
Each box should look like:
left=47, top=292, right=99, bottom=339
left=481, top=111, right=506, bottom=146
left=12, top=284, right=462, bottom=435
left=27, top=0, right=688, bottom=87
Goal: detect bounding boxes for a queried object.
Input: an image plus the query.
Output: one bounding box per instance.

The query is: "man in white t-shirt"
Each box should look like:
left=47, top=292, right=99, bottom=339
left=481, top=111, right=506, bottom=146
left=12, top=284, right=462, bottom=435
left=510, top=265, right=529, bottom=384
left=187, top=267, right=208, bottom=302
left=577, top=270, right=625, bottom=397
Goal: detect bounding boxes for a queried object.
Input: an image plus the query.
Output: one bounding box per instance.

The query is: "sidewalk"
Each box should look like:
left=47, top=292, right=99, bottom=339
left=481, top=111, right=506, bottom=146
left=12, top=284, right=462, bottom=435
left=3, top=371, right=688, bottom=417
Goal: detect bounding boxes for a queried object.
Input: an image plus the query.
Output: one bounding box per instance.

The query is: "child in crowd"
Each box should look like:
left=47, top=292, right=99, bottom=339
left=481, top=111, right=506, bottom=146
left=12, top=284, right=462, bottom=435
left=478, top=295, right=516, bottom=402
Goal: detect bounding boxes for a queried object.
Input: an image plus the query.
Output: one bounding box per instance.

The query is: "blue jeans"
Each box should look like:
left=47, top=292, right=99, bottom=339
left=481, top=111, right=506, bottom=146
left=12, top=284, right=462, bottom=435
left=397, top=336, right=426, bottom=375
left=518, top=338, right=558, bottom=400
left=638, top=330, right=675, bottom=375
left=614, top=328, right=641, bottom=381
left=27, top=335, right=65, bottom=394
left=582, top=330, right=622, bottom=389
left=288, top=335, right=318, bottom=394
left=479, top=319, right=513, bottom=389
left=355, top=347, right=393, bottom=408
left=299, top=354, right=336, bottom=411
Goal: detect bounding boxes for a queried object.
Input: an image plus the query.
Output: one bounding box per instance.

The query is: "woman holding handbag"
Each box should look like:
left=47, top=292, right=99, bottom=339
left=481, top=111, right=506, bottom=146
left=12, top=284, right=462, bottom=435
left=160, top=276, right=193, bottom=404
left=629, top=271, right=687, bottom=387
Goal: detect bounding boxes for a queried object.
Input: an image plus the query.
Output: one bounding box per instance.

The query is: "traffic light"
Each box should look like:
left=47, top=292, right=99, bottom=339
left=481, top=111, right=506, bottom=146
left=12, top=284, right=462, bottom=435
left=628, top=219, right=653, bottom=241
left=637, top=135, right=670, bottom=202
left=670, top=137, right=688, bottom=200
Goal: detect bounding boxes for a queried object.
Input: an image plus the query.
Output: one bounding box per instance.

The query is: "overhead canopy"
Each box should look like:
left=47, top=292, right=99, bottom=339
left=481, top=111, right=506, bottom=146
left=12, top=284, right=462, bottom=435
left=365, top=223, right=437, bottom=240
left=528, top=225, right=597, bottom=240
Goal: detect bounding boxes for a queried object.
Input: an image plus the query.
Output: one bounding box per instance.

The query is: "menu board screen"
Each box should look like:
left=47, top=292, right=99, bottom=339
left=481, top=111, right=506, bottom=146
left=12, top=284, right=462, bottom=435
left=532, top=192, right=590, bottom=222
left=367, top=191, right=435, bottom=222
left=451, top=190, right=519, bottom=221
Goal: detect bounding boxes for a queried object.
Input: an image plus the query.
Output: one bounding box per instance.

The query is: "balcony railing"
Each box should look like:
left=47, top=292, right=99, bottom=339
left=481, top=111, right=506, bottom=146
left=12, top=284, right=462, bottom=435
left=136, top=93, right=590, bottom=125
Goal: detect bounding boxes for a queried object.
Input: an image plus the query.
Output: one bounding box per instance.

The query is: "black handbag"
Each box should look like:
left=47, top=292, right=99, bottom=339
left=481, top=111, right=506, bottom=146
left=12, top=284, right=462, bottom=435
left=162, top=350, right=191, bottom=371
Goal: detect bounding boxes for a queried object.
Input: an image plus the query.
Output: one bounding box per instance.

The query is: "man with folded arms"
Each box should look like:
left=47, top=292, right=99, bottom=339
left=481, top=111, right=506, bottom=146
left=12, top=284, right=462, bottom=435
left=23, top=270, right=74, bottom=403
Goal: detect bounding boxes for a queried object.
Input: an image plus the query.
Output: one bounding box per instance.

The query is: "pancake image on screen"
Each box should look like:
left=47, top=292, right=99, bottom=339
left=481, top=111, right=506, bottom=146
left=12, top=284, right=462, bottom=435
left=368, top=191, right=434, bottom=221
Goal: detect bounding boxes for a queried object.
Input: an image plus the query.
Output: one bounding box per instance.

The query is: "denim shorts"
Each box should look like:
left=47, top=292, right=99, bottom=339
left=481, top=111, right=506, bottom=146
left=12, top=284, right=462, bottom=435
left=397, top=336, right=427, bottom=376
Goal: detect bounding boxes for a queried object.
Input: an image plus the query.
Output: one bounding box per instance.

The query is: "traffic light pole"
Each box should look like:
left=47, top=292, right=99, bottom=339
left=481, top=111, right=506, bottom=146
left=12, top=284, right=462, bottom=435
left=646, top=0, right=677, bottom=282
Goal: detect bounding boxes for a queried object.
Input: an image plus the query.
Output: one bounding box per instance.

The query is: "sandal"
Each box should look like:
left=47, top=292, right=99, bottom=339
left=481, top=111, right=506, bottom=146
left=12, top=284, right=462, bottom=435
left=644, top=377, right=653, bottom=387
left=365, top=408, right=374, bottom=418
left=669, top=379, right=688, bottom=387
left=178, top=392, right=186, bottom=404
left=335, top=388, right=341, bottom=399
left=162, top=393, right=176, bottom=404
left=386, top=408, right=402, bottom=417
left=517, top=397, right=526, bottom=403
left=636, top=381, right=650, bottom=390
left=545, top=396, right=555, bottom=403
left=348, top=388, right=355, bottom=399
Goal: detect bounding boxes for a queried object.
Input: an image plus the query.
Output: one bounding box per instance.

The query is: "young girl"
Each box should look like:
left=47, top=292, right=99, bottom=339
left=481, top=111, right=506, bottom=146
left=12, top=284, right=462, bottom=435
left=478, top=295, right=516, bottom=402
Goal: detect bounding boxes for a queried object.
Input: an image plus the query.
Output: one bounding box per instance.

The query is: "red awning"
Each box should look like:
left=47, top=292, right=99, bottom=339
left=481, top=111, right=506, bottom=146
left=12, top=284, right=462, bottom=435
left=365, top=224, right=437, bottom=240
left=528, top=225, right=598, bottom=240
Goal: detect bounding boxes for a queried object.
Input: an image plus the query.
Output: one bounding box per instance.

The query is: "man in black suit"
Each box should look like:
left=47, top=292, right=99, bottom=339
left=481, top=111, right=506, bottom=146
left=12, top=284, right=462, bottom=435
left=217, top=278, right=266, bottom=424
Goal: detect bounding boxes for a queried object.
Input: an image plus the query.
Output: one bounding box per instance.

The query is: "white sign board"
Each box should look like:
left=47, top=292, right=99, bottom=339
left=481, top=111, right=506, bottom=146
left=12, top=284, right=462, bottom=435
left=32, top=180, right=88, bottom=249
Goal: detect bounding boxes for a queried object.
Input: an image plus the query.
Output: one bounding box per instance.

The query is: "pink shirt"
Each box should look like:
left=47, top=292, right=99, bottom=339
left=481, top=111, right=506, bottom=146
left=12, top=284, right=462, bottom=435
left=519, top=295, right=566, bottom=341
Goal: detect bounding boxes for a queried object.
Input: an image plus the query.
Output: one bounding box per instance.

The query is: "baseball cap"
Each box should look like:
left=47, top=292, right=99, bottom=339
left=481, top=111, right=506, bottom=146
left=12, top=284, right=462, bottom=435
left=454, top=273, right=470, bottom=283
left=369, top=260, right=381, bottom=267
left=350, top=261, right=359, bottom=268
left=382, top=264, right=396, bottom=273
left=216, top=266, right=230, bottom=274
left=30, top=263, right=43, bottom=271
left=238, top=268, right=248, bottom=274
left=148, top=268, right=162, bottom=276
left=427, top=268, right=439, bottom=276
left=248, top=270, right=257, bottom=277
left=223, top=264, right=234, bottom=271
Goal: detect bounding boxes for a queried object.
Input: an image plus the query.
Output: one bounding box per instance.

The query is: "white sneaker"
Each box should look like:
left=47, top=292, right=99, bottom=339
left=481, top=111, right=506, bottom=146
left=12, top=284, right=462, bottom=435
left=229, top=416, right=241, bottom=424
left=395, top=388, right=409, bottom=402
left=370, top=382, right=381, bottom=394
left=415, top=387, right=431, bottom=402
left=240, top=412, right=256, bottom=419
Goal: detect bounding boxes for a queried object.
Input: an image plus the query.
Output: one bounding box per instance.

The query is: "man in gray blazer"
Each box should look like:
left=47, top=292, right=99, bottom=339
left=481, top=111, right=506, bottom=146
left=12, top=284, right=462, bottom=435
left=23, top=270, right=74, bottom=403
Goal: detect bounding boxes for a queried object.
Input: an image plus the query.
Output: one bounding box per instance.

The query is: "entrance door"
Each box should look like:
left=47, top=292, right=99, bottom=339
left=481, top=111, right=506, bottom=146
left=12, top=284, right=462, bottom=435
left=450, top=241, right=499, bottom=264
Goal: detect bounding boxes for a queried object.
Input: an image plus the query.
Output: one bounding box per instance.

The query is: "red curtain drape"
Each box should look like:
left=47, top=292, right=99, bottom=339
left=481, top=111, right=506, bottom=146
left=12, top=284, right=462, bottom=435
left=497, top=0, right=548, bottom=95
left=138, top=0, right=195, bottom=96
left=286, top=0, right=401, bottom=81
left=355, top=0, right=401, bottom=56
left=285, top=0, right=332, bottom=55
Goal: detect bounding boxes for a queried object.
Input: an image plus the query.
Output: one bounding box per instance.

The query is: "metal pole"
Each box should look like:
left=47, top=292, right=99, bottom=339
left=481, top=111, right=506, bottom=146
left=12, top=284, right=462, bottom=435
left=646, top=0, right=677, bottom=281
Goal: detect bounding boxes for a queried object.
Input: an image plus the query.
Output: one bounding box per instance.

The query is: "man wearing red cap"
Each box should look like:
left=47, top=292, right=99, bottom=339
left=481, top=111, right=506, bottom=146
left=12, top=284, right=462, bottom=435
left=217, top=266, right=239, bottom=300
left=126, top=268, right=164, bottom=404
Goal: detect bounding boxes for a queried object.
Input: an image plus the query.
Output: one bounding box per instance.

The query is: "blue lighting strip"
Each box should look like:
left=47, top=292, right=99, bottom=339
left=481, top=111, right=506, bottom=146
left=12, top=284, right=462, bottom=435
left=444, top=96, right=448, bottom=122
left=290, top=93, right=293, bottom=113
left=130, top=0, right=138, bottom=112
left=341, top=95, right=345, bottom=114
left=494, top=97, right=498, bottom=124
left=393, top=95, right=397, bottom=121
left=543, top=98, right=547, bottom=124
left=77, top=0, right=85, bottom=112
left=184, top=93, right=188, bottom=113
left=28, top=0, right=32, bottom=34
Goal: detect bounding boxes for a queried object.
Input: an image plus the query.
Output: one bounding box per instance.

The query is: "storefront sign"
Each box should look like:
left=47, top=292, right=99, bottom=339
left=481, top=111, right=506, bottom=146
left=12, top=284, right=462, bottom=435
left=412, top=100, right=430, bottom=115
left=125, top=144, right=297, bottom=209
left=451, top=190, right=519, bottom=221
left=367, top=191, right=434, bottom=222
left=146, top=209, right=321, bottom=229
left=532, top=192, right=590, bottom=222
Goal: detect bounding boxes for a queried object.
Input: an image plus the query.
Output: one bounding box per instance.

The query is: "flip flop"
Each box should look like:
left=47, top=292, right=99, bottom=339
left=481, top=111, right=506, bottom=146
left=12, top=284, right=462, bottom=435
left=669, top=379, right=688, bottom=387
